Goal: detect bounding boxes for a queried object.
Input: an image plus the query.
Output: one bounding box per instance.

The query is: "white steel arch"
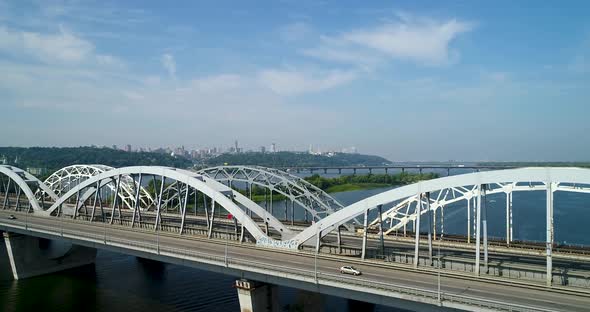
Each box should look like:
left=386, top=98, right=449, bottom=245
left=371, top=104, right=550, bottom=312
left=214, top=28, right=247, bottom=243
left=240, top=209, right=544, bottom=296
left=293, top=167, right=590, bottom=247
left=42, top=164, right=154, bottom=209
left=46, top=166, right=290, bottom=243
left=196, top=166, right=348, bottom=224
left=371, top=181, right=590, bottom=237
left=0, top=165, right=57, bottom=213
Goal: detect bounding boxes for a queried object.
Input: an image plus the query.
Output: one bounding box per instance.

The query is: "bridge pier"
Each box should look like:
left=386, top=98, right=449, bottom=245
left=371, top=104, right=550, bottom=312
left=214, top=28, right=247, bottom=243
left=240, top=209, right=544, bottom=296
left=2, top=232, right=96, bottom=280
left=235, top=279, right=279, bottom=312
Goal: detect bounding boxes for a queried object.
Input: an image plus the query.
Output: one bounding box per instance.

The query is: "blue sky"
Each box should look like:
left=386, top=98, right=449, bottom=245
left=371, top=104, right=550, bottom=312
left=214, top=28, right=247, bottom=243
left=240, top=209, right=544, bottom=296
left=0, top=1, right=589, bottom=161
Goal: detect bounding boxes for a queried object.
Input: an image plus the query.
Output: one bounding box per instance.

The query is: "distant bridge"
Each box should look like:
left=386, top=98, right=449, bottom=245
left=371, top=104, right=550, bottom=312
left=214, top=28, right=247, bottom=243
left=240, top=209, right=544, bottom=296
left=1, top=164, right=590, bottom=311
left=277, top=164, right=517, bottom=175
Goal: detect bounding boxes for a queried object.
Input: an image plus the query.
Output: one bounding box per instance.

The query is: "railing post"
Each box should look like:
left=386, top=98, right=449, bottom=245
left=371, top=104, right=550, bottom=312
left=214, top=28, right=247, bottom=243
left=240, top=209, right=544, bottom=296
left=546, top=182, right=554, bottom=287
left=467, top=196, right=471, bottom=244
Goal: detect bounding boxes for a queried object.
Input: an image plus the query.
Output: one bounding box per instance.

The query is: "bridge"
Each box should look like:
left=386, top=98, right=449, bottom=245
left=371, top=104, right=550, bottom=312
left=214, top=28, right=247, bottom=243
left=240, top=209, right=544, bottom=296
left=276, top=164, right=516, bottom=175
left=1, top=164, right=590, bottom=311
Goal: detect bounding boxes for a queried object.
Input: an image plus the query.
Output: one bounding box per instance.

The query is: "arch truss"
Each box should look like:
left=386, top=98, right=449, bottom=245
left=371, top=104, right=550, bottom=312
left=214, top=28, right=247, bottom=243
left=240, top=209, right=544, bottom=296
left=42, top=166, right=293, bottom=245
left=369, top=180, right=590, bottom=241
left=291, top=167, right=590, bottom=285
left=195, top=166, right=346, bottom=223
left=40, top=164, right=154, bottom=210
left=0, top=165, right=58, bottom=213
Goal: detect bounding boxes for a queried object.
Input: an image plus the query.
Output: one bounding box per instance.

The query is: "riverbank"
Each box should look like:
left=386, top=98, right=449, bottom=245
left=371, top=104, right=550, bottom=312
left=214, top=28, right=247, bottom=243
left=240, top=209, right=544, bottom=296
left=325, top=183, right=390, bottom=193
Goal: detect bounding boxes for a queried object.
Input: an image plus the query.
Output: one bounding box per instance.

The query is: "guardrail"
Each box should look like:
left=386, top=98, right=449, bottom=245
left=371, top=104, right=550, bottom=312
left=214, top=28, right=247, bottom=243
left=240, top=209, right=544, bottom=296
left=0, top=217, right=560, bottom=312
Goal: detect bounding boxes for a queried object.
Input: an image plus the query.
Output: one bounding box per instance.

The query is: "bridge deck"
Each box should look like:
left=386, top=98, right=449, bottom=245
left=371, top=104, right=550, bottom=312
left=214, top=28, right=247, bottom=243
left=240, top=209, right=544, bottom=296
left=1, top=210, right=589, bottom=311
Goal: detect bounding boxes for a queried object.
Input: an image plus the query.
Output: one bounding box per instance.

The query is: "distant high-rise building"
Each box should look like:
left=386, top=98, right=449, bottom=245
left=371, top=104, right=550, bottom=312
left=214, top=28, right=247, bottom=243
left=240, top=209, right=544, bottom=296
left=270, top=143, right=276, bottom=153
left=125, top=144, right=132, bottom=152
left=112, top=145, right=118, bottom=150
left=234, top=140, right=239, bottom=153
left=260, top=146, right=266, bottom=153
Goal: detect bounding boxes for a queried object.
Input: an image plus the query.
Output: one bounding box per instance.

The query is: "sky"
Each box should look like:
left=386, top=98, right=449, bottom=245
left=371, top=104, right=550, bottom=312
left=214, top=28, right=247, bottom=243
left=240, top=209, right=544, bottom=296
left=0, top=1, right=589, bottom=162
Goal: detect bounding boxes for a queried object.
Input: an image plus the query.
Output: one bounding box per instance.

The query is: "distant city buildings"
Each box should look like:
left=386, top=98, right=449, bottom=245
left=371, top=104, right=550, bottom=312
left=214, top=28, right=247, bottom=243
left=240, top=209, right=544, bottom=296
left=110, top=140, right=357, bottom=160
left=308, top=144, right=358, bottom=156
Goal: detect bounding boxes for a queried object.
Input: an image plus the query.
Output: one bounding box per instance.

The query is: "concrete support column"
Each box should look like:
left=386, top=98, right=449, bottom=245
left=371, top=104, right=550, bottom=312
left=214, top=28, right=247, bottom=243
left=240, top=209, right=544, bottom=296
left=235, top=279, right=279, bottom=312
left=2, top=232, right=96, bottom=280
left=546, top=182, right=554, bottom=287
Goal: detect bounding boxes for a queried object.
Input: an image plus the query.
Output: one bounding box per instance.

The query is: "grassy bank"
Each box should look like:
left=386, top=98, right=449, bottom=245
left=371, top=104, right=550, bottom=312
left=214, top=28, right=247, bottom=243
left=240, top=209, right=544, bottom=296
left=325, top=183, right=390, bottom=193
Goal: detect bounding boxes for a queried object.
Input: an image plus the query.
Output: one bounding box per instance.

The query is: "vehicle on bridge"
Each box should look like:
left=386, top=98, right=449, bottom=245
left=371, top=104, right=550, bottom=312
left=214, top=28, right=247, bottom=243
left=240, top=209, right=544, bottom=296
left=7, top=214, right=16, bottom=220
left=340, top=266, right=361, bottom=276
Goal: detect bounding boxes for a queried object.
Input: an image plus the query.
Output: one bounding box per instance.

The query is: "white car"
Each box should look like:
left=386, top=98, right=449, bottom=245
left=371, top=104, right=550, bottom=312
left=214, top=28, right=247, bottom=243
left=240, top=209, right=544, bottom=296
left=340, top=266, right=361, bottom=276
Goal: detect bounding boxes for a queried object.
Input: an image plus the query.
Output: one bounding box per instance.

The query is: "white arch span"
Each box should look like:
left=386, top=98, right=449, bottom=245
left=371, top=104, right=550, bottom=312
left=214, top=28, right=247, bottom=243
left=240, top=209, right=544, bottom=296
left=292, top=167, right=590, bottom=247
left=0, top=165, right=57, bottom=213
left=42, top=164, right=154, bottom=209
left=45, top=166, right=293, bottom=242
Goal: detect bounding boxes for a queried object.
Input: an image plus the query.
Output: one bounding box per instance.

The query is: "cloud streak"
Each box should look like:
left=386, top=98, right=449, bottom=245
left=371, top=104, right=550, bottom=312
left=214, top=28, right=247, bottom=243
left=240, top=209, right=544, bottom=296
left=303, top=15, right=473, bottom=67
left=161, top=53, right=176, bottom=78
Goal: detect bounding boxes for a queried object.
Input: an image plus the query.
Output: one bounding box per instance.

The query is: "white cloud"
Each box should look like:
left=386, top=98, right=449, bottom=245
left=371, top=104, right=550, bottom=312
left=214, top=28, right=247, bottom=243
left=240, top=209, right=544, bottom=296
left=0, top=25, right=123, bottom=67
left=257, top=69, right=356, bottom=96
left=161, top=53, right=176, bottom=78
left=279, top=22, right=312, bottom=42
left=189, top=74, right=242, bottom=92
left=304, top=15, right=473, bottom=66
left=22, top=25, right=93, bottom=63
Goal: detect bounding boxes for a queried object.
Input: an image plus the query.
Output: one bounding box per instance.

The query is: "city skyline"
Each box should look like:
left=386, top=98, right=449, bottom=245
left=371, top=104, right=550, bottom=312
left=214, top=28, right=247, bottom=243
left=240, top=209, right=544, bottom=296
left=1, top=1, right=589, bottom=161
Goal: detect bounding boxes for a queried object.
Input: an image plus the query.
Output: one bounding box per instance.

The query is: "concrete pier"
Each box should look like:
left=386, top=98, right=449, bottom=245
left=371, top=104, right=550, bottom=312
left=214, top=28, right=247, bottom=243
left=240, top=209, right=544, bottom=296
left=235, top=279, right=279, bottom=312
left=2, top=232, right=96, bottom=280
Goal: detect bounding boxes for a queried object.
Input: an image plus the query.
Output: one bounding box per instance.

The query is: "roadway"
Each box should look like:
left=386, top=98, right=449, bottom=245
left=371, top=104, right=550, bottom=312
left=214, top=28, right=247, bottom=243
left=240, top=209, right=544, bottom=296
left=1, top=210, right=589, bottom=311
